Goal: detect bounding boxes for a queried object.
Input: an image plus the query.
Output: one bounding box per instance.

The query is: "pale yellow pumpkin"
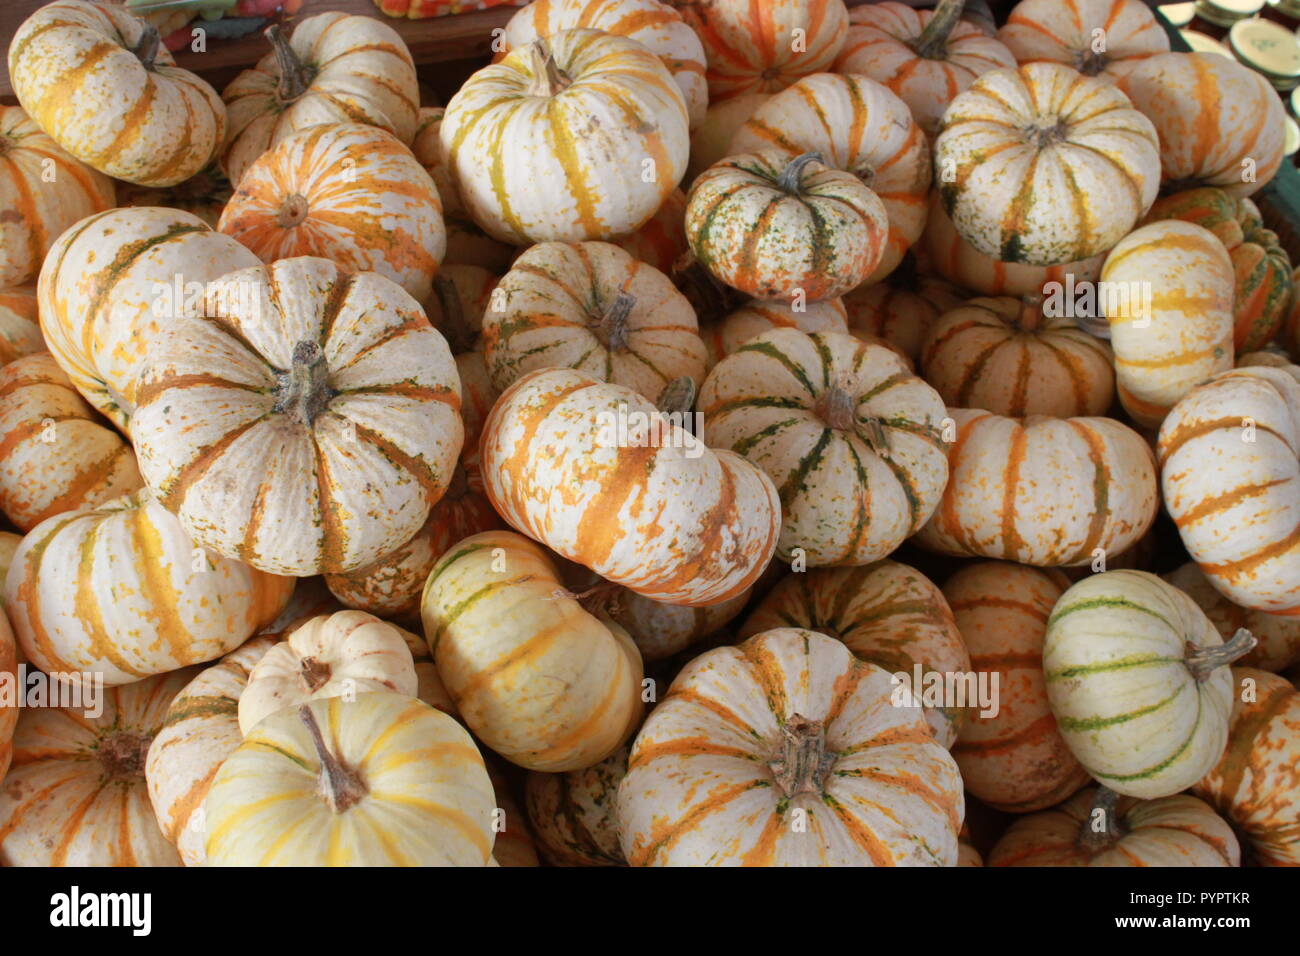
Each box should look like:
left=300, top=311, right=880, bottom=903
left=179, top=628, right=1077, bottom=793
left=0, top=286, right=43, bottom=367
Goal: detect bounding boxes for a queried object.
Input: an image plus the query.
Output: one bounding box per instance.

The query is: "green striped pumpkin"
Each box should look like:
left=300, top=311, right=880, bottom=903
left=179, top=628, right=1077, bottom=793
left=1042, top=570, right=1253, bottom=799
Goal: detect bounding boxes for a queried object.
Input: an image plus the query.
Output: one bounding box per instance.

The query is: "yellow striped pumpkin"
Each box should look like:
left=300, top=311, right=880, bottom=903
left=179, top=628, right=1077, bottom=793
left=920, top=296, right=1115, bottom=417
left=144, top=634, right=279, bottom=867
left=1193, top=668, right=1300, bottom=867
left=843, top=260, right=966, bottom=362
left=482, top=241, right=706, bottom=399
left=934, top=62, right=1160, bottom=266
left=989, top=787, right=1239, bottom=866
left=739, top=562, right=970, bottom=748
left=440, top=30, right=689, bottom=245
left=1166, top=563, right=1300, bottom=673
left=997, top=0, right=1170, bottom=80
left=220, top=12, right=419, bottom=188
left=1119, top=52, right=1286, bottom=199
left=1157, top=366, right=1300, bottom=615
left=915, top=408, right=1159, bottom=566
left=700, top=328, right=948, bottom=566
left=525, top=744, right=629, bottom=866
left=1043, top=570, right=1252, bottom=798
left=0, top=286, right=43, bottom=367
left=616, top=627, right=964, bottom=865
left=131, top=256, right=465, bottom=576
left=204, top=694, right=496, bottom=866
left=686, top=92, right=771, bottom=183
left=4, top=490, right=293, bottom=687
left=37, top=207, right=259, bottom=435
left=729, top=72, right=930, bottom=283
left=1101, top=220, right=1235, bottom=428
left=218, top=123, right=445, bottom=304
left=481, top=368, right=781, bottom=605
left=0, top=353, right=142, bottom=532
left=944, top=562, right=1090, bottom=813
left=115, top=163, right=232, bottom=229
left=0, top=668, right=198, bottom=866
left=421, top=530, right=644, bottom=772
left=700, top=297, right=848, bottom=369
left=8, top=0, right=224, bottom=187
left=0, top=106, right=115, bottom=287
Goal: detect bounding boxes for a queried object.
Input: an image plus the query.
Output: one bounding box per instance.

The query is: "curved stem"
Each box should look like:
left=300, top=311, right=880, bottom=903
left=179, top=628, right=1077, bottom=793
left=768, top=714, right=835, bottom=798
left=266, top=25, right=315, bottom=103
left=571, top=580, right=624, bottom=617
left=1078, top=786, right=1123, bottom=852
left=133, top=23, right=161, bottom=70
left=298, top=705, right=368, bottom=814
left=277, top=193, right=310, bottom=229
left=275, top=340, right=334, bottom=425
left=597, top=291, right=636, bottom=352
left=912, top=0, right=966, bottom=59
left=525, top=40, right=571, bottom=97
left=1186, top=628, right=1257, bottom=682
left=777, top=152, right=825, bottom=194
left=300, top=657, right=331, bottom=692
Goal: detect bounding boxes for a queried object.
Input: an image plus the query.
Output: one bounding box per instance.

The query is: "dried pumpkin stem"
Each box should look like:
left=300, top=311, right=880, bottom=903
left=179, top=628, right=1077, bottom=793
left=300, top=656, right=331, bottom=692
left=570, top=580, right=624, bottom=616
left=431, top=275, right=477, bottom=354
left=98, top=730, right=153, bottom=781
left=277, top=193, right=310, bottom=229
left=276, top=340, right=334, bottom=425
left=777, top=152, right=826, bottom=194
left=1017, top=294, right=1044, bottom=333
left=597, top=291, right=636, bottom=352
left=526, top=40, right=571, bottom=97
left=912, top=0, right=966, bottom=60
left=769, top=714, right=835, bottom=798
left=1185, top=628, right=1257, bottom=682
left=656, top=376, right=696, bottom=415
left=1078, top=786, right=1123, bottom=851
left=816, top=383, right=858, bottom=431
left=267, top=25, right=316, bottom=102
left=298, top=705, right=368, bottom=813
left=132, top=23, right=161, bottom=71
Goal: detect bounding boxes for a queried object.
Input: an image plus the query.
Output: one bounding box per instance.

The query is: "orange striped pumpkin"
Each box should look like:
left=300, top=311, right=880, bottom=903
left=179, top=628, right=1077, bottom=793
left=920, top=296, right=1115, bottom=417
left=440, top=30, right=689, bottom=245
left=1157, top=366, right=1300, bottom=615
left=0, top=603, right=14, bottom=784
left=610, top=188, right=689, bottom=275
left=934, top=62, right=1160, bottom=266
left=0, top=286, right=43, bottom=366
left=37, top=207, right=260, bottom=435
left=700, top=297, right=848, bottom=369
left=1118, top=52, right=1286, bottom=199
left=0, top=531, right=19, bottom=613
left=421, top=530, right=644, bottom=772
left=687, top=92, right=771, bottom=183
left=481, top=368, right=780, bottom=605
left=700, top=328, right=948, bottom=566
left=997, top=0, right=1170, bottom=80
left=915, top=408, right=1159, bottom=566
left=1166, top=563, right=1300, bottom=673
left=0, top=106, right=115, bottom=287
left=115, top=163, right=232, bottom=229
left=485, top=762, right=541, bottom=867
left=220, top=12, right=420, bottom=188
left=944, top=562, right=1090, bottom=813
left=4, top=490, right=293, bottom=687
left=0, top=668, right=198, bottom=866
left=1238, top=349, right=1300, bottom=377
left=989, top=787, right=1239, bottom=866
left=834, top=0, right=1017, bottom=135
left=616, top=627, right=964, bottom=865
left=0, top=352, right=143, bottom=532
left=131, top=257, right=465, bottom=576
left=8, top=1, right=224, bottom=187
left=842, top=260, right=966, bottom=363
left=739, top=562, right=970, bottom=748
left=729, top=72, right=930, bottom=283
left=1193, top=668, right=1300, bottom=866
left=218, top=124, right=446, bottom=304
left=674, top=0, right=849, bottom=101
left=525, top=744, right=629, bottom=866
left=1100, top=220, right=1235, bottom=428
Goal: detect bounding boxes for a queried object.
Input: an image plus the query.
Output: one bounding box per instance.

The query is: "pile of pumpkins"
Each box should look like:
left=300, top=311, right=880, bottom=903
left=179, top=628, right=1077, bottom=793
left=0, top=0, right=1295, bottom=867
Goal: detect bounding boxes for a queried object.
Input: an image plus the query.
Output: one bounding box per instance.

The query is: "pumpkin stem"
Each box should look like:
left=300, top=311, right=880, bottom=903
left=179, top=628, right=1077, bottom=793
left=776, top=152, right=826, bottom=194
left=300, top=656, right=331, bottom=692
left=98, top=730, right=154, bottom=781
left=768, top=714, right=835, bottom=798
left=266, top=25, right=316, bottom=103
left=1027, top=121, right=1068, bottom=149
left=277, top=193, right=310, bottom=229
left=570, top=580, right=624, bottom=617
left=596, top=291, right=636, bottom=352
left=431, top=274, right=477, bottom=354
left=1078, top=786, right=1124, bottom=851
left=525, top=40, right=571, bottom=97
left=298, top=705, right=368, bottom=814
left=816, top=379, right=858, bottom=431
left=656, top=376, right=696, bottom=415
left=132, top=23, right=161, bottom=70
left=912, top=0, right=965, bottom=60
left=1185, top=628, right=1257, bottom=682
left=275, top=340, right=334, bottom=425
left=1017, top=294, right=1043, bottom=333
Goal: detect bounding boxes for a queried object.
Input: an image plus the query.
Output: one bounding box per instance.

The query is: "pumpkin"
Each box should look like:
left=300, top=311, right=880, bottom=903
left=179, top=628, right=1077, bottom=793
left=958, top=835, right=983, bottom=867
left=699, top=328, right=947, bottom=565
left=220, top=13, right=419, bottom=188
left=1193, top=668, right=1300, bottom=867
left=616, top=627, right=964, bottom=865
left=1157, top=365, right=1300, bottom=616
left=842, top=258, right=966, bottom=362
left=1166, top=564, right=1300, bottom=673
left=729, top=72, right=930, bottom=284
left=485, top=762, right=541, bottom=867
left=700, top=297, right=848, bottom=369
left=834, top=0, right=1017, bottom=136
left=0, top=106, right=115, bottom=288
left=130, top=256, right=464, bottom=576
left=739, top=562, right=970, bottom=748
left=934, top=62, right=1159, bottom=266
left=8, top=0, right=223, bottom=187
left=1285, top=267, right=1300, bottom=359
left=1043, top=570, right=1254, bottom=798
left=440, top=30, right=689, bottom=246
left=0, top=532, right=20, bottom=613
left=525, top=744, right=629, bottom=866
left=920, top=296, right=1115, bottom=417
left=482, top=240, right=707, bottom=399
left=116, top=163, right=232, bottom=229
left=1118, top=52, right=1285, bottom=199
left=145, top=634, right=279, bottom=867
left=37, top=207, right=260, bottom=435
left=674, top=0, right=849, bottom=101
left=500, top=0, right=708, bottom=126
left=944, top=562, right=1090, bottom=813
left=204, top=694, right=496, bottom=866
left=0, top=595, right=15, bottom=782
left=920, top=195, right=1105, bottom=298
left=1238, top=349, right=1300, bottom=375
left=238, top=611, right=418, bottom=735
left=4, top=489, right=293, bottom=687
left=421, top=530, right=644, bottom=772
left=915, top=408, right=1159, bottom=566
left=0, top=286, right=43, bottom=366
left=480, top=367, right=780, bottom=605
left=611, top=189, right=689, bottom=275
left=0, top=352, right=143, bottom=532
left=264, top=578, right=345, bottom=638
left=686, top=151, right=889, bottom=303
left=686, top=92, right=771, bottom=183
left=0, top=668, right=197, bottom=866
left=997, top=0, right=1169, bottom=81
left=218, top=123, right=446, bottom=304
left=989, top=787, right=1239, bottom=866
